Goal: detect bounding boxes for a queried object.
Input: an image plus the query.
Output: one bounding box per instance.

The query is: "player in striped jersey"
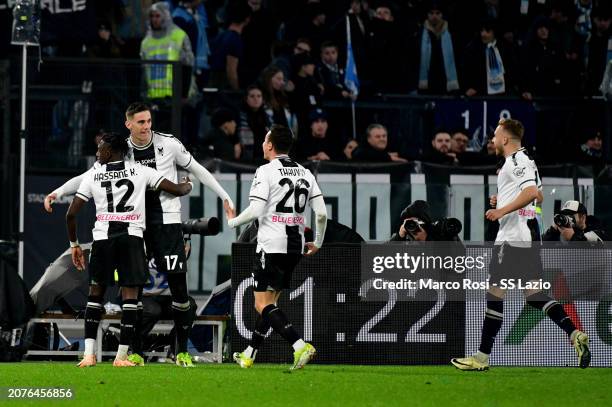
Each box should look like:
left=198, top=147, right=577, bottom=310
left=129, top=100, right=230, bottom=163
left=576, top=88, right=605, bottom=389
left=66, top=133, right=192, bottom=367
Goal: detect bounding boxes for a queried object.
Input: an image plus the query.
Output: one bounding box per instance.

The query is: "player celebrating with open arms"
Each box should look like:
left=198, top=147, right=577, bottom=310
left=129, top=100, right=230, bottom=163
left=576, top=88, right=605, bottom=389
left=46, top=102, right=234, bottom=367
left=226, top=125, right=328, bottom=370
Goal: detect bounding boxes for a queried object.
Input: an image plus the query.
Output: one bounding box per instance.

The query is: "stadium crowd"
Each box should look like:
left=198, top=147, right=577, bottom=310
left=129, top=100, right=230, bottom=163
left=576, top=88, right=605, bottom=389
left=1, top=0, right=610, bottom=168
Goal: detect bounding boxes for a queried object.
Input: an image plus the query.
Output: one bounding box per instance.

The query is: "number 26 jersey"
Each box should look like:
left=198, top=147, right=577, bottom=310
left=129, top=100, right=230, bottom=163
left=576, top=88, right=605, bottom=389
left=249, top=156, right=323, bottom=254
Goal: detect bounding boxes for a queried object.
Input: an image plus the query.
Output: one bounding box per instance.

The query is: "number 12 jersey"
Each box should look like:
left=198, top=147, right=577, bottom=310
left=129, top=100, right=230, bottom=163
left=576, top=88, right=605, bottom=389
left=76, top=160, right=164, bottom=240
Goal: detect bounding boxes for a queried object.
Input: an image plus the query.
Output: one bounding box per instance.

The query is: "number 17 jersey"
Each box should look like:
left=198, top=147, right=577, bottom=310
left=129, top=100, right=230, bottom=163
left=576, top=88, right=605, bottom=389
left=76, top=160, right=165, bottom=240
left=249, top=156, right=322, bottom=254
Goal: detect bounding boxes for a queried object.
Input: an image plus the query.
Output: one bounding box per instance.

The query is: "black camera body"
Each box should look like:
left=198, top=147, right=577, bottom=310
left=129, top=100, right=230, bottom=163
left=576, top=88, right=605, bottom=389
left=553, top=214, right=574, bottom=229
left=182, top=217, right=220, bottom=236
left=403, top=217, right=462, bottom=240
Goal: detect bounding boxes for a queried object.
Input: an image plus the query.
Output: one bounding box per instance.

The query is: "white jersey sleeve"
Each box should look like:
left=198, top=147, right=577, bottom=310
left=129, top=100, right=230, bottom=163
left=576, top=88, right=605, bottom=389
left=75, top=173, right=94, bottom=202
left=139, top=165, right=165, bottom=190
left=167, top=136, right=193, bottom=169
left=249, top=167, right=270, bottom=203
left=508, top=156, right=537, bottom=191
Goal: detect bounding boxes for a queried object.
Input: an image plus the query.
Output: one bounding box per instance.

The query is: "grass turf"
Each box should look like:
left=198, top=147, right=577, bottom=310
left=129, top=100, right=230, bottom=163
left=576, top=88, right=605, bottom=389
left=0, top=363, right=610, bottom=407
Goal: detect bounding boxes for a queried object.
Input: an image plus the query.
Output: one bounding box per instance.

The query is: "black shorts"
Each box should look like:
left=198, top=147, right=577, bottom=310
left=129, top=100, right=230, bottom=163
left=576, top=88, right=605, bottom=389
left=144, top=223, right=187, bottom=274
left=252, top=251, right=302, bottom=292
left=488, top=243, right=543, bottom=284
left=89, top=234, right=148, bottom=287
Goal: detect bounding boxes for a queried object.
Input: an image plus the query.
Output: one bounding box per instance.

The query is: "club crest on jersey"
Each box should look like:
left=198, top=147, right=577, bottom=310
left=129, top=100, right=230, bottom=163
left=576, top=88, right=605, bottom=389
left=157, top=146, right=164, bottom=156
left=513, top=167, right=525, bottom=177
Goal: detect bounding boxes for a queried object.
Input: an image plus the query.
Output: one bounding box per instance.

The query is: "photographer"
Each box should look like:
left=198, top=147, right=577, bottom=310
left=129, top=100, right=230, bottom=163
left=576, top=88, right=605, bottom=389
left=390, top=200, right=462, bottom=242
left=542, top=201, right=606, bottom=242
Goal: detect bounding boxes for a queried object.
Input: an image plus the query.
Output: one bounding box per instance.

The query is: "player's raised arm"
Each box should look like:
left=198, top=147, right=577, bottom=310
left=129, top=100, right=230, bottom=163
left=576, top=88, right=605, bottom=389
left=44, top=172, right=87, bottom=213
left=168, top=135, right=235, bottom=209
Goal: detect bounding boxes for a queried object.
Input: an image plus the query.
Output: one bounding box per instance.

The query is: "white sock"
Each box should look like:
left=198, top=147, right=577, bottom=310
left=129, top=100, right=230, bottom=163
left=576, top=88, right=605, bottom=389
left=244, top=346, right=257, bottom=359
left=84, top=338, right=96, bottom=356
left=292, top=339, right=306, bottom=351
left=115, top=345, right=129, bottom=361
left=475, top=351, right=489, bottom=363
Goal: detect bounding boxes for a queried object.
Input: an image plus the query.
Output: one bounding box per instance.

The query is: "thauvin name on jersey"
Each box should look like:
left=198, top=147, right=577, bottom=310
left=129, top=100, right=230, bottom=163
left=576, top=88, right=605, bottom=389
left=93, top=168, right=137, bottom=182
left=278, top=168, right=306, bottom=177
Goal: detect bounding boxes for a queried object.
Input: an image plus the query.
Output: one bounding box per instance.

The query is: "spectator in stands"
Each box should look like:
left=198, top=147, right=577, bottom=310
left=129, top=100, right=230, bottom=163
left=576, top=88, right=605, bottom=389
left=574, top=128, right=605, bottom=174
left=269, top=38, right=313, bottom=93
left=290, top=53, right=324, bottom=135
left=549, top=0, right=582, bottom=95
left=114, top=0, right=154, bottom=58
left=140, top=2, right=194, bottom=132
left=259, top=65, right=298, bottom=136
left=520, top=17, right=564, bottom=99
left=202, top=108, right=241, bottom=161
left=462, top=19, right=512, bottom=96
left=87, top=21, right=121, bottom=58
left=318, top=41, right=352, bottom=100
left=283, top=2, right=328, bottom=53
left=209, top=2, right=251, bottom=90
left=343, top=139, right=359, bottom=160
left=352, top=124, right=408, bottom=162
left=238, top=85, right=270, bottom=162
left=296, top=109, right=342, bottom=161
left=585, top=7, right=611, bottom=95
left=172, top=0, right=211, bottom=89
left=367, top=2, right=409, bottom=93
left=332, top=0, right=371, bottom=85
left=450, top=129, right=469, bottom=155
left=423, top=129, right=458, bottom=164
left=240, top=0, right=278, bottom=88
left=416, top=2, right=460, bottom=94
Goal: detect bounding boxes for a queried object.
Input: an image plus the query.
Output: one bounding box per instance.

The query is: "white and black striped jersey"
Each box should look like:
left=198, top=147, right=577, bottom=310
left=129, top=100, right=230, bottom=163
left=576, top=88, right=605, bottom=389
left=76, top=160, right=164, bottom=240
left=127, top=131, right=194, bottom=225
left=496, top=148, right=542, bottom=245
left=249, top=155, right=323, bottom=254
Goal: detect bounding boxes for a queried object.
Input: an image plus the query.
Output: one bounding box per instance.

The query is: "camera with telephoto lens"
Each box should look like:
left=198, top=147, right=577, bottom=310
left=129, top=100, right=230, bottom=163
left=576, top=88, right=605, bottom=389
left=431, top=217, right=462, bottom=240
left=403, top=217, right=462, bottom=239
left=553, top=214, right=574, bottom=229
left=181, top=217, right=220, bottom=236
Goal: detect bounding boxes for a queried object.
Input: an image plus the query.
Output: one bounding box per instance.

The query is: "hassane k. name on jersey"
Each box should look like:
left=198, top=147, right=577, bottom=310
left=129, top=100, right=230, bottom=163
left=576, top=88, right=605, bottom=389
left=127, top=131, right=193, bottom=225
left=249, top=156, right=322, bottom=254
left=76, top=160, right=164, bottom=240
left=495, top=147, right=542, bottom=245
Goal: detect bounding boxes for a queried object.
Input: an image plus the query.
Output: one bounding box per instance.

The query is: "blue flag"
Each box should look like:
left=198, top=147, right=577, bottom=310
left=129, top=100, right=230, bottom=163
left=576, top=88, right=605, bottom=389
left=344, top=16, right=360, bottom=96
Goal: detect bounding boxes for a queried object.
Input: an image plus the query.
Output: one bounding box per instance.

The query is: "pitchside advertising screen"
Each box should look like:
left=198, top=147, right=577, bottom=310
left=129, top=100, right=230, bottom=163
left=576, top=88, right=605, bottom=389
left=231, top=243, right=612, bottom=366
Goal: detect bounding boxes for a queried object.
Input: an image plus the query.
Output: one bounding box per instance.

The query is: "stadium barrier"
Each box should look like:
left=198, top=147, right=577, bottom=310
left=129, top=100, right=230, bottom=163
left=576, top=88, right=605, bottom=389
left=25, top=313, right=228, bottom=363
left=231, top=243, right=612, bottom=366
left=22, top=162, right=608, bottom=294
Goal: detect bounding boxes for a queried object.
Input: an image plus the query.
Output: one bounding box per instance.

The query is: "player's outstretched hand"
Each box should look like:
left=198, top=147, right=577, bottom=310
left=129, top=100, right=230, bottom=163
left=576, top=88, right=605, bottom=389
left=44, top=193, right=57, bottom=213
left=485, top=208, right=504, bottom=221
left=224, top=199, right=235, bottom=220
left=304, top=242, right=319, bottom=256
left=71, top=246, right=85, bottom=271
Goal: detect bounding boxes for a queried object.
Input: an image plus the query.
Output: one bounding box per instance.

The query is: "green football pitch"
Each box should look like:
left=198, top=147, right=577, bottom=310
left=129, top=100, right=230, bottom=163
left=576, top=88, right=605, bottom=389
left=0, top=363, right=610, bottom=406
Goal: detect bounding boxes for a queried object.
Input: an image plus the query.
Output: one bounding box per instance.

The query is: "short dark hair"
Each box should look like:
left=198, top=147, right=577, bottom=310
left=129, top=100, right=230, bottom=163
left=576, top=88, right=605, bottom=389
left=126, top=102, right=151, bottom=119
left=452, top=128, right=470, bottom=139
left=498, top=118, right=524, bottom=141
left=320, top=40, right=338, bottom=52
left=267, top=124, right=294, bottom=153
left=102, top=132, right=129, bottom=156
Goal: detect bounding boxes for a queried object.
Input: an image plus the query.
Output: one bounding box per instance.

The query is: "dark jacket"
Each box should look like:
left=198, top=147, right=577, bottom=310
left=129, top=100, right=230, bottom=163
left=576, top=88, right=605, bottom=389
left=542, top=216, right=607, bottom=242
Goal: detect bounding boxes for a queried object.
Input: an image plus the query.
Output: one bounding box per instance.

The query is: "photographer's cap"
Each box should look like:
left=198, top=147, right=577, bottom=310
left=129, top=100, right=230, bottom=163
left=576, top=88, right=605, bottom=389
left=400, top=200, right=432, bottom=224
left=560, top=200, right=587, bottom=215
